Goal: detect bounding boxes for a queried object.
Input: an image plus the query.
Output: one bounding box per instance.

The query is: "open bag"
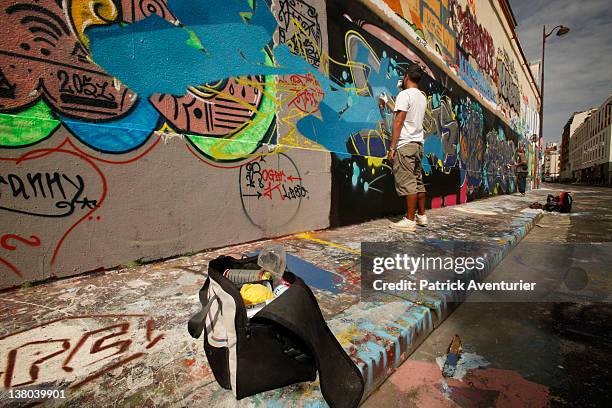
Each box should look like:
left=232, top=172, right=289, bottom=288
left=544, top=192, right=573, bottom=213
left=188, top=255, right=364, bottom=408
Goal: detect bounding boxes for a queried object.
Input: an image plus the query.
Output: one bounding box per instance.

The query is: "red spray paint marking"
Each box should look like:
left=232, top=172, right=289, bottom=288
left=1, top=234, right=41, bottom=251
left=0, top=233, right=41, bottom=278
left=0, top=136, right=161, bottom=272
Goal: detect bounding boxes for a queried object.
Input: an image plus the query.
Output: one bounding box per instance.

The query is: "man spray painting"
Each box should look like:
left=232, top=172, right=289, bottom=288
left=380, top=65, right=428, bottom=232
left=514, top=144, right=528, bottom=196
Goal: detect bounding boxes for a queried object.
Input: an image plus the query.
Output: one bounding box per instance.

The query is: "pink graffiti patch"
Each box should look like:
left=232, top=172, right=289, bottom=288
left=389, top=360, right=549, bottom=407
left=460, top=181, right=468, bottom=204
left=445, top=194, right=457, bottom=206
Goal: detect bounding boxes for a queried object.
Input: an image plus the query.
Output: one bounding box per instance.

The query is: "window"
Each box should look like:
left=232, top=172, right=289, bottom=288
left=598, top=112, right=600, bottom=131
left=600, top=111, right=603, bottom=130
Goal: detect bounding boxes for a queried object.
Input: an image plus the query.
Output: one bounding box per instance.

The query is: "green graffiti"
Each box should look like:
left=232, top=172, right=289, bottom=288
left=0, top=101, right=60, bottom=147
left=185, top=28, right=205, bottom=51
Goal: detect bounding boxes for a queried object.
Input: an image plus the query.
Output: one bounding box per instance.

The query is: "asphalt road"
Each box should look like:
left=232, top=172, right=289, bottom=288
left=363, top=184, right=612, bottom=408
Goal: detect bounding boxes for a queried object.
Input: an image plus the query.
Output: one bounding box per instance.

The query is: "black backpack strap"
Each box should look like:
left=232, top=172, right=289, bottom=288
left=188, top=279, right=219, bottom=339
left=252, top=277, right=364, bottom=408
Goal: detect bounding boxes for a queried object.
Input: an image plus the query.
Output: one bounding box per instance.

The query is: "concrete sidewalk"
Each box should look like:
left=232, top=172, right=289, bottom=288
left=362, top=183, right=612, bottom=408
left=0, top=190, right=548, bottom=407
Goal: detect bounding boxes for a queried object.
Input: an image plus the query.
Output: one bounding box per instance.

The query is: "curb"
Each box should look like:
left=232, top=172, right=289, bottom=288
left=353, top=210, right=545, bottom=401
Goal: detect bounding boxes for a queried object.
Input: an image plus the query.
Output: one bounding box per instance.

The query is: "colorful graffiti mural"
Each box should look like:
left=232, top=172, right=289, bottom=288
left=449, top=0, right=495, bottom=79
left=1, top=0, right=533, bottom=288
left=380, top=0, right=538, bottom=140
left=496, top=47, right=521, bottom=116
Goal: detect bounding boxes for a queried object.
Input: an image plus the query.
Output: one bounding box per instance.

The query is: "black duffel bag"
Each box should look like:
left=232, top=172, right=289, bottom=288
left=188, top=255, right=364, bottom=408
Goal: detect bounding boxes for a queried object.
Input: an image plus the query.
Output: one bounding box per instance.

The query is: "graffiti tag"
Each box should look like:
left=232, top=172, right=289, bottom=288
left=0, top=315, right=164, bottom=389
left=0, top=172, right=97, bottom=217
left=239, top=153, right=309, bottom=228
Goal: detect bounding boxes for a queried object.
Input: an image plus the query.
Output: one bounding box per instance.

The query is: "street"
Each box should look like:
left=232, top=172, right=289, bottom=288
left=0, top=184, right=610, bottom=407
left=0, top=182, right=546, bottom=407
left=363, top=183, right=612, bottom=407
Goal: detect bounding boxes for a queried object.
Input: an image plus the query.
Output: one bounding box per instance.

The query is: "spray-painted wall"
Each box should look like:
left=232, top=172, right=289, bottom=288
left=0, top=0, right=537, bottom=288
left=381, top=0, right=540, bottom=138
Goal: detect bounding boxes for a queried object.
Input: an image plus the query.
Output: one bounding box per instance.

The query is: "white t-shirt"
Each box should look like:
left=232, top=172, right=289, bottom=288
left=394, top=88, right=427, bottom=147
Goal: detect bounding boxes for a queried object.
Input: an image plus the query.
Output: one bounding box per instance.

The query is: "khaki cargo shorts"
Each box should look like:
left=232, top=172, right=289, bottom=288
left=392, top=143, right=426, bottom=196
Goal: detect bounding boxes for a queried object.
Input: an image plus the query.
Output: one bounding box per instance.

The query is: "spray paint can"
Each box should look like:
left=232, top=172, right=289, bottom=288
left=273, top=278, right=292, bottom=297
left=223, top=269, right=272, bottom=285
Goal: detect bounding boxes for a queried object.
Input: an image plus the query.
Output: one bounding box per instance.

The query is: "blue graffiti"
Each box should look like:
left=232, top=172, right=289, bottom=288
left=352, top=162, right=360, bottom=186
left=82, top=0, right=396, bottom=155
left=87, top=1, right=292, bottom=97
left=60, top=100, right=160, bottom=153
left=457, top=98, right=485, bottom=188
left=423, top=135, right=444, bottom=174
left=458, top=52, right=497, bottom=104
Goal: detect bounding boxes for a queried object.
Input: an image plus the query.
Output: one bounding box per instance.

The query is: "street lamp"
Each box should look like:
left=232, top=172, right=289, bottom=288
left=539, top=24, right=570, bottom=144
left=538, top=24, right=570, bottom=187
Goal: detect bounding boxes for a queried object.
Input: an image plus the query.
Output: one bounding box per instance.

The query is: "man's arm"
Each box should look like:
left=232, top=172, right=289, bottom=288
left=378, top=92, right=396, bottom=111
left=388, top=110, right=407, bottom=162
left=514, top=153, right=526, bottom=167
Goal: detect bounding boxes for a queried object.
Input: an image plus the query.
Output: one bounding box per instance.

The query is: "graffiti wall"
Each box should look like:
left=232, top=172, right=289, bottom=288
left=0, top=0, right=535, bottom=288
left=380, top=0, right=540, bottom=137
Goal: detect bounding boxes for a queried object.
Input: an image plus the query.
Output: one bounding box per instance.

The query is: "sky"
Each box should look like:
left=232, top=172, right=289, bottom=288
left=509, top=0, right=612, bottom=144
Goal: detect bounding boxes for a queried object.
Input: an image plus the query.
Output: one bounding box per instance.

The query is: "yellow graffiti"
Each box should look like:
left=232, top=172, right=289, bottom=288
left=345, top=30, right=379, bottom=96
left=155, top=122, right=184, bottom=144
left=294, top=233, right=361, bottom=255
left=335, top=323, right=361, bottom=347
left=273, top=16, right=396, bottom=154
left=366, top=156, right=388, bottom=169
left=347, top=125, right=394, bottom=163
left=275, top=73, right=326, bottom=149
left=70, top=0, right=119, bottom=48
left=186, top=75, right=282, bottom=161
left=277, top=106, right=325, bottom=149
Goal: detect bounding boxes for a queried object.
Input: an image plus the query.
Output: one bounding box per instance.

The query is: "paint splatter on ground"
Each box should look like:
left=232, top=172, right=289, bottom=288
left=0, top=190, right=549, bottom=406
left=437, top=352, right=490, bottom=380
left=367, top=358, right=549, bottom=407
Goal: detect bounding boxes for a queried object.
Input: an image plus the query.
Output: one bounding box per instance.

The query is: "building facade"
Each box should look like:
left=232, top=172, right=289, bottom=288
left=569, top=94, right=612, bottom=184
left=560, top=110, right=594, bottom=181
left=0, top=0, right=540, bottom=288
left=543, top=142, right=560, bottom=181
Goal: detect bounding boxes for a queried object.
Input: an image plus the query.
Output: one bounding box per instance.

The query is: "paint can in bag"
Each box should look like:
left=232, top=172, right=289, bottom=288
left=245, top=299, right=274, bottom=318
left=223, top=269, right=272, bottom=285
left=273, top=278, right=292, bottom=297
